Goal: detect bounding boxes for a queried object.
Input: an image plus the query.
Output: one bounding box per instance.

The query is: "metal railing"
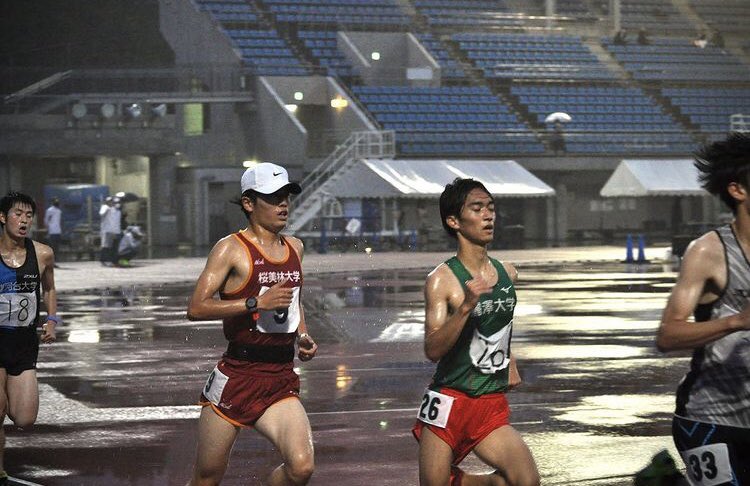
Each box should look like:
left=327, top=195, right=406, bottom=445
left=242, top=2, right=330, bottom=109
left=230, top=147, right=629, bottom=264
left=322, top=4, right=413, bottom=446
left=1, top=66, right=255, bottom=114
left=288, top=130, right=395, bottom=232
left=294, top=130, right=395, bottom=206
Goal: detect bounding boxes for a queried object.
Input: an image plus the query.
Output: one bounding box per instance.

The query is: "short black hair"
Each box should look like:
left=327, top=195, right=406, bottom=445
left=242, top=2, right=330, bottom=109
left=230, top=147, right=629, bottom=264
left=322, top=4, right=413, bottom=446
left=439, top=178, right=492, bottom=237
left=694, top=133, right=750, bottom=213
left=0, top=191, right=36, bottom=228
left=232, top=190, right=259, bottom=221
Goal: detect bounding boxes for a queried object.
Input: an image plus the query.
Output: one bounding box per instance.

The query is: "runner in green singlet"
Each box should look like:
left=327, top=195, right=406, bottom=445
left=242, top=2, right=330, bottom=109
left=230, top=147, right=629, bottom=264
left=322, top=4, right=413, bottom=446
left=412, top=178, right=539, bottom=486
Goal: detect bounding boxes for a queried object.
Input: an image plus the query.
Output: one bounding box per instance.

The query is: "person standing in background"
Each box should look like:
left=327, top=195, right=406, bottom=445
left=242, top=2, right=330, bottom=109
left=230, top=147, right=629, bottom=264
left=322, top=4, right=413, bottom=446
left=43, top=198, right=62, bottom=267
left=98, top=196, right=121, bottom=267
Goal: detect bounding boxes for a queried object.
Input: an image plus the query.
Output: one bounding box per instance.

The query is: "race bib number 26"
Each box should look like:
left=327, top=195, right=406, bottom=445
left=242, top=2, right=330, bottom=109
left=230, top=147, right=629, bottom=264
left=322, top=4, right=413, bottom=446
left=416, top=389, right=454, bottom=428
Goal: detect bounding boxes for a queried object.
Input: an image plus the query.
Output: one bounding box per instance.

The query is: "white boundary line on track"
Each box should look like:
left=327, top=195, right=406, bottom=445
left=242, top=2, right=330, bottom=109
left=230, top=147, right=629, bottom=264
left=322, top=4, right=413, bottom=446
left=8, top=477, right=45, bottom=486
left=306, top=407, right=543, bottom=426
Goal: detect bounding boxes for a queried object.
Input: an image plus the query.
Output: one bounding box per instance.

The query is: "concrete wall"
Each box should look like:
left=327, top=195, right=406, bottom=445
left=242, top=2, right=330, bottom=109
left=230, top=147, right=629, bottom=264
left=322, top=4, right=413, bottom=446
left=0, top=115, right=180, bottom=156
left=158, top=0, right=254, bottom=168
left=149, top=155, right=179, bottom=246
left=254, top=76, right=374, bottom=177
left=158, top=0, right=239, bottom=67
left=339, top=32, right=439, bottom=85
left=326, top=77, right=375, bottom=135
left=254, top=77, right=308, bottom=177
left=177, top=167, right=244, bottom=246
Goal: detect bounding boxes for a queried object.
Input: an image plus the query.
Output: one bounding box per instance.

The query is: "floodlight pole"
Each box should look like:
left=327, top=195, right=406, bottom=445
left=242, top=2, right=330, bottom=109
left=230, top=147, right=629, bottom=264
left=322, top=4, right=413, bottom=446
left=545, top=0, right=556, bottom=30
left=610, top=0, right=621, bottom=34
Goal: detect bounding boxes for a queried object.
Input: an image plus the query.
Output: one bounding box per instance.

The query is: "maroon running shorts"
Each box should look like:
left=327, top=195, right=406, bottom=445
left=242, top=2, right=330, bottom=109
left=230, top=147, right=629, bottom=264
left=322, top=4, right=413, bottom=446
left=199, top=357, right=300, bottom=427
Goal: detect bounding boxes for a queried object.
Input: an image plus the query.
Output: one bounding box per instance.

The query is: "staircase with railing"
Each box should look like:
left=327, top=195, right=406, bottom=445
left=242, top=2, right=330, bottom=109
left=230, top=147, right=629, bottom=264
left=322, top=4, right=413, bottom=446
left=288, top=129, right=395, bottom=233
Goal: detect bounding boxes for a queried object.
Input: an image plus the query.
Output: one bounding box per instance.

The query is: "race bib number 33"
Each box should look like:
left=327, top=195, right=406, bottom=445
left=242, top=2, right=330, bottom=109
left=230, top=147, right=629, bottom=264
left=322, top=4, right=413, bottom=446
left=680, top=443, right=733, bottom=486
left=417, top=389, right=454, bottom=428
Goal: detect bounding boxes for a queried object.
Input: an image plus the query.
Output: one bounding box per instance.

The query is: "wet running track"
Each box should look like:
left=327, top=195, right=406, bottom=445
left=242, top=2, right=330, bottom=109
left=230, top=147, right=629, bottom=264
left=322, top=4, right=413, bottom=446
left=5, top=261, right=691, bottom=485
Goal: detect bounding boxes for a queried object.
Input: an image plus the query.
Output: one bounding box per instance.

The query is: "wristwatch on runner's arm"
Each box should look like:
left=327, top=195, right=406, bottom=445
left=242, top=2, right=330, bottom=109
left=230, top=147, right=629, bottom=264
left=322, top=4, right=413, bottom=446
left=245, top=296, right=258, bottom=313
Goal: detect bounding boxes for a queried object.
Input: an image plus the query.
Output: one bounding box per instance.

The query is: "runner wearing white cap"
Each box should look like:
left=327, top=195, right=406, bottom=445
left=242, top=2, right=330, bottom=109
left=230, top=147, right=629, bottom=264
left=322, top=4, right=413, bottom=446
left=186, top=162, right=317, bottom=486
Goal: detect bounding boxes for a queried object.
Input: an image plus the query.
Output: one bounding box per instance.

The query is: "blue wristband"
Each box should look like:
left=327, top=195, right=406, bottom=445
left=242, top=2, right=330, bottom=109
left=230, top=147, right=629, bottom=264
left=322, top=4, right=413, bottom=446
left=46, top=315, right=61, bottom=325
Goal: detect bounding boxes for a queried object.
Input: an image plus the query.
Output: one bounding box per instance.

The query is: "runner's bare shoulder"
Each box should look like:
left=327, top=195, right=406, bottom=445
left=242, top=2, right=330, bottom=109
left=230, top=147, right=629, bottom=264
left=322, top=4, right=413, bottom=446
left=683, top=230, right=724, bottom=266
left=206, top=233, right=245, bottom=267
left=284, top=235, right=304, bottom=259
left=425, top=262, right=461, bottom=297
left=31, top=239, right=54, bottom=266
left=500, top=261, right=518, bottom=282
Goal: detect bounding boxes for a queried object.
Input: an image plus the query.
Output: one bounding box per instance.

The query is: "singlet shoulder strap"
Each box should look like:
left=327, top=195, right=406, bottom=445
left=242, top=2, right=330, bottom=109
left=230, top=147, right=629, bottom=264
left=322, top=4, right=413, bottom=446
left=445, top=256, right=508, bottom=289
left=235, top=231, right=290, bottom=264
left=281, top=235, right=302, bottom=266
left=445, top=256, right=472, bottom=289
left=489, top=257, right=511, bottom=284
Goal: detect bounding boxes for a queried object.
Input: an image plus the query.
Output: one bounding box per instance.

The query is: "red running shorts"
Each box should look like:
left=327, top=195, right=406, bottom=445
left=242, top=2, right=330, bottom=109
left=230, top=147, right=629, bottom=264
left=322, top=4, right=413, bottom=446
left=412, top=387, right=511, bottom=465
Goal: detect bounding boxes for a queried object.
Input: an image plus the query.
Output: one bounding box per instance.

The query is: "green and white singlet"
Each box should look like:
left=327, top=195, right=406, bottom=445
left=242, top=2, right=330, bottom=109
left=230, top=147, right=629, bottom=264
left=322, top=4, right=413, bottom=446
left=430, top=256, right=516, bottom=397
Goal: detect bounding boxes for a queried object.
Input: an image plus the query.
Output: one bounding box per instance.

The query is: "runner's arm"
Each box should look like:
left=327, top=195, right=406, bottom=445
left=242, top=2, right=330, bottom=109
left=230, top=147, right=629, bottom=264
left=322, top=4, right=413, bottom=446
left=508, top=353, right=521, bottom=389
left=506, top=262, right=521, bottom=388
left=38, top=243, right=57, bottom=343
left=187, top=238, right=248, bottom=320
left=424, top=266, right=491, bottom=362
left=657, top=237, right=748, bottom=351
left=288, top=237, right=317, bottom=360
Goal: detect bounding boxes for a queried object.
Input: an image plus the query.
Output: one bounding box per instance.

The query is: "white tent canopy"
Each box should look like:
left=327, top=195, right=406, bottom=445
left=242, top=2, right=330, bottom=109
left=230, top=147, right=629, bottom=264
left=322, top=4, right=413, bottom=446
left=600, top=159, right=707, bottom=197
left=328, top=159, right=555, bottom=199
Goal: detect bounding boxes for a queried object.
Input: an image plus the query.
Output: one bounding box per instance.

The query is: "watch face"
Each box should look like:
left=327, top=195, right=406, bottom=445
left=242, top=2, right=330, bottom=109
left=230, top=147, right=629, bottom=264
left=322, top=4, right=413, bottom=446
left=246, top=297, right=257, bottom=310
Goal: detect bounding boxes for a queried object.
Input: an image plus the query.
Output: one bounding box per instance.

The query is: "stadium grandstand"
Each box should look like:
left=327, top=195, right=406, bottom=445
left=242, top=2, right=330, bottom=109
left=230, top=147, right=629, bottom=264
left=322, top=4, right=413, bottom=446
left=1, top=0, right=749, bottom=254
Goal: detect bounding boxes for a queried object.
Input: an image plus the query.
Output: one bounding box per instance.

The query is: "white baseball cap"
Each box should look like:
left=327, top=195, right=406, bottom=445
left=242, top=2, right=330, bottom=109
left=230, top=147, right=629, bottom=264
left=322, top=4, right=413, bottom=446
left=241, top=162, right=302, bottom=195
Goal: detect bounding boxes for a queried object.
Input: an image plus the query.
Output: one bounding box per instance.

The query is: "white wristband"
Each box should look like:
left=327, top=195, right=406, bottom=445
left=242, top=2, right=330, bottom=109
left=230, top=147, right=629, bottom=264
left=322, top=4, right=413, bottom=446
left=298, top=332, right=309, bottom=340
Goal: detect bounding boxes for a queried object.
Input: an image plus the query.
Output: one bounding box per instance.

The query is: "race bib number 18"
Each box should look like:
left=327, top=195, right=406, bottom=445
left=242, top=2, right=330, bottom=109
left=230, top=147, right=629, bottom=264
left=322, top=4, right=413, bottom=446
left=680, top=443, right=733, bottom=486
left=0, top=293, right=37, bottom=327
left=416, top=389, right=454, bottom=428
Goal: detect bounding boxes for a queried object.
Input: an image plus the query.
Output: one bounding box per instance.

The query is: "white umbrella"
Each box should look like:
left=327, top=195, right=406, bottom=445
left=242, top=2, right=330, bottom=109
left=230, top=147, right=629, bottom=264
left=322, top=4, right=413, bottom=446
left=545, top=112, right=572, bottom=123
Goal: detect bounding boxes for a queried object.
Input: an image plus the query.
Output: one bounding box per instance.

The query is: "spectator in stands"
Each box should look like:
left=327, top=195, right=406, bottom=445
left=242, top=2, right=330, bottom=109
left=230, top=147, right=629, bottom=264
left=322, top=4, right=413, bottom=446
left=693, top=32, right=708, bottom=49
left=44, top=198, right=62, bottom=266
left=637, top=28, right=650, bottom=46
left=613, top=29, right=628, bottom=45
left=116, top=225, right=143, bottom=267
left=551, top=121, right=566, bottom=155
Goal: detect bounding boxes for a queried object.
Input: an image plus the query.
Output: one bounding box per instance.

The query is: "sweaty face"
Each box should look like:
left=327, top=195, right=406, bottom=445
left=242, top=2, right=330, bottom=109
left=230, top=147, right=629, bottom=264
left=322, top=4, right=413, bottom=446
left=0, top=203, right=35, bottom=239
left=251, top=188, right=292, bottom=230
left=457, top=189, right=495, bottom=243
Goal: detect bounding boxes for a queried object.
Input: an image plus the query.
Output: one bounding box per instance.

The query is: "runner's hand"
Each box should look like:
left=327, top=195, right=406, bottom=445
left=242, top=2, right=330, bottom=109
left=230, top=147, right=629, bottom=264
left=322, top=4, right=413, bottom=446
left=41, top=321, right=57, bottom=344
left=258, top=278, right=293, bottom=311
left=298, top=333, right=317, bottom=361
left=508, top=357, right=522, bottom=390
left=732, top=304, right=750, bottom=330
left=463, top=276, right=493, bottom=309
